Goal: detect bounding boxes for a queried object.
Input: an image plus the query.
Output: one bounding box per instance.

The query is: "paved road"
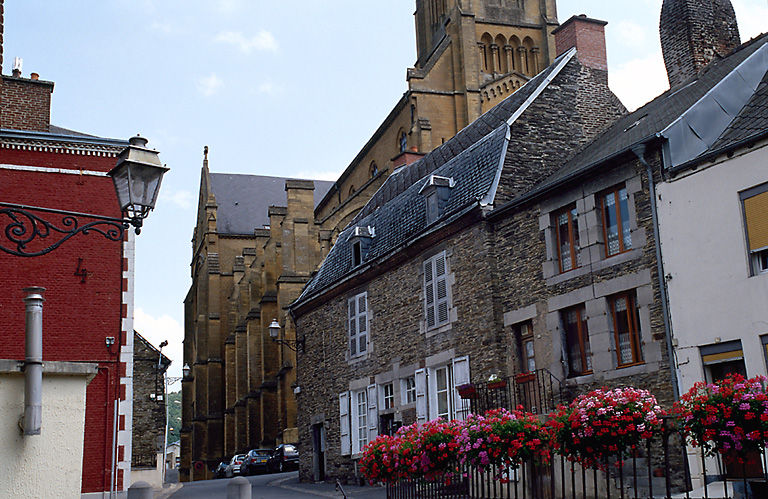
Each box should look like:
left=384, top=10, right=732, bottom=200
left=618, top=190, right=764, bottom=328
left=166, top=471, right=386, bottom=498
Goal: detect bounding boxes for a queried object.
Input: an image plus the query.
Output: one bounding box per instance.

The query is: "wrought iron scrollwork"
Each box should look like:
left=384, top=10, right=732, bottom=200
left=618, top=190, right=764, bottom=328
left=0, top=203, right=128, bottom=257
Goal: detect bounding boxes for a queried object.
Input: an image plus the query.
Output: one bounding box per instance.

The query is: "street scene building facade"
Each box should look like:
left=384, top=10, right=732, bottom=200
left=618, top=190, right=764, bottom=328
left=290, top=0, right=768, bottom=489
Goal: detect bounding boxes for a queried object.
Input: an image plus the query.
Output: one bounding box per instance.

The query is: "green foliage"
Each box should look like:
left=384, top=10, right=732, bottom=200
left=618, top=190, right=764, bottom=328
left=167, top=390, right=182, bottom=444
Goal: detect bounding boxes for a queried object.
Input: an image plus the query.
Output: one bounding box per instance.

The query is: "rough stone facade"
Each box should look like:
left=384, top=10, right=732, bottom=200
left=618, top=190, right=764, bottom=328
left=660, top=0, right=740, bottom=88
left=132, top=332, right=170, bottom=469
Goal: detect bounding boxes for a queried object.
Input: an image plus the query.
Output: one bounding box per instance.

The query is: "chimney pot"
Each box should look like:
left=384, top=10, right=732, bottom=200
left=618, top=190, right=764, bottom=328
left=30, top=72, right=39, bottom=80
left=552, top=15, right=609, bottom=72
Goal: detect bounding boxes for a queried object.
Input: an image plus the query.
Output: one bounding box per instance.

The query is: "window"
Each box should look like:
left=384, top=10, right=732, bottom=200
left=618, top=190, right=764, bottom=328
left=555, top=205, right=581, bottom=273
left=434, top=366, right=452, bottom=420
left=352, top=241, right=362, bottom=267
left=562, top=305, right=591, bottom=377
left=601, top=186, right=632, bottom=257
left=514, top=321, right=535, bottom=373
left=399, top=131, right=408, bottom=153
left=402, top=376, right=416, bottom=404
left=348, top=292, right=368, bottom=358
left=426, top=191, right=438, bottom=224
left=382, top=383, right=394, bottom=410
left=609, top=292, right=643, bottom=367
left=352, top=390, right=368, bottom=453
left=424, top=251, right=450, bottom=329
left=370, top=161, right=378, bottom=178
left=742, top=184, right=768, bottom=276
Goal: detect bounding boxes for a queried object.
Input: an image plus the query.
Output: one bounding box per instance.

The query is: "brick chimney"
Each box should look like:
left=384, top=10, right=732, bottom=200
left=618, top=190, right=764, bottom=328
left=660, top=0, right=741, bottom=88
left=552, top=15, right=608, bottom=72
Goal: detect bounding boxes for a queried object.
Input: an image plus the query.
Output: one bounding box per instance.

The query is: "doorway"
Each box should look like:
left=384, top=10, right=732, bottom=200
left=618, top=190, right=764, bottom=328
left=311, top=423, right=325, bottom=482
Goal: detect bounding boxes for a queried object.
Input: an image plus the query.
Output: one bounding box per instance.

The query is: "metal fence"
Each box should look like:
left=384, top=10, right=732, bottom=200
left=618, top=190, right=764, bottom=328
left=386, top=427, right=768, bottom=499
left=459, top=370, right=564, bottom=417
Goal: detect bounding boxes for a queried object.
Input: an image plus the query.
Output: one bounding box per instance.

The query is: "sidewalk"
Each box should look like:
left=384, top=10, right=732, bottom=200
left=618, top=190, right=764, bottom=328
left=270, top=476, right=387, bottom=498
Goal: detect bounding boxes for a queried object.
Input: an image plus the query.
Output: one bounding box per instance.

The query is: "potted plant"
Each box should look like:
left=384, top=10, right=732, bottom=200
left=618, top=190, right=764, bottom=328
left=486, top=374, right=507, bottom=390
left=515, top=372, right=536, bottom=384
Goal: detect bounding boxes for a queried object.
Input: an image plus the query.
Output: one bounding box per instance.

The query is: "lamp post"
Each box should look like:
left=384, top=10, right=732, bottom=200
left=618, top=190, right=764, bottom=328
left=268, top=318, right=305, bottom=352
left=0, top=135, right=168, bottom=256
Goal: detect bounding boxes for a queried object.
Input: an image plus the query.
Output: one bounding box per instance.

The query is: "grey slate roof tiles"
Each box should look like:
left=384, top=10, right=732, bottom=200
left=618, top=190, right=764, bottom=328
left=711, top=66, right=768, bottom=150
left=209, top=173, right=333, bottom=235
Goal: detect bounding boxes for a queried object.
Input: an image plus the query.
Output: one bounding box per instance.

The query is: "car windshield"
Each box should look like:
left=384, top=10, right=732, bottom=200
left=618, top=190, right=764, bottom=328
left=283, top=445, right=298, bottom=456
left=254, top=450, right=271, bottom=457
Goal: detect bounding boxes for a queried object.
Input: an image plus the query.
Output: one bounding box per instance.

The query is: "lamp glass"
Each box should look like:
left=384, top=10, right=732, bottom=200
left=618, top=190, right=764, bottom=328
left=268, top=319, right=280, bottom=338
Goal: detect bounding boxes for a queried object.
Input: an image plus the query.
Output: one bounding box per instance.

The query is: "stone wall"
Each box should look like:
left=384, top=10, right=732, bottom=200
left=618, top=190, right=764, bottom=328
left=132, top=332, right=170, bottom=469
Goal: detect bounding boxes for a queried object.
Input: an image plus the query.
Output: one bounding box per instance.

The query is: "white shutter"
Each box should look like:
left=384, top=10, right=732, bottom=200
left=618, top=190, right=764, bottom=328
left=452, top=356, right=470, bottom=421
left=367, top=384, right=378, bottom=443
left=427, top=367, right=439, bottom=421
left=348, top=297, right=357, bottom=356
left=415, top=368, right=427, bottom=424
left=339, top=392, right=351, bottom=456
left=435, top=253, right=449, bottom=325
left=423, top=259, right=436, bottom=328
left=358, top=294, right=368, bottom=353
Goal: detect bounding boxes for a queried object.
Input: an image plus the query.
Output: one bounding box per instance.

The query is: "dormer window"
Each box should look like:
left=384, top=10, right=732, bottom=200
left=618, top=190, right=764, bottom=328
left=419, top=175, right=455, bottom=225
left=350, top=226, right=375, bottom=267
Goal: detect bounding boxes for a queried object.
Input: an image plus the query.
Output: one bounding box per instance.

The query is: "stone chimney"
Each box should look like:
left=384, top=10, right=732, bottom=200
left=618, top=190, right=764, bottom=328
left=660, top=0, right=741, bottom=88
left=552, top=15, right=608, bottom=72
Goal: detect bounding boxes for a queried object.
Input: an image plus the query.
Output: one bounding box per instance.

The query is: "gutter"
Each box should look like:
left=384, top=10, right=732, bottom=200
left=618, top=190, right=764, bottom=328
left=631, top=144, right=680, bottom=401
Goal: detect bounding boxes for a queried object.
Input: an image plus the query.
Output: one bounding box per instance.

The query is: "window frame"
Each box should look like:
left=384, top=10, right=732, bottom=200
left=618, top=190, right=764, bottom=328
left=513, top=321, right=535, bottom=373
left=382, top=382, right=394, bottom=410
left=600, top=185, right=632, bottom=258
left=351, top=389, right=368, bottom=454
left=562, top=305, right=592, bottom=377
left=609, top=292, right=644, bottom=368
left=347, top=292, right=368, bottom=359
left=402, top=376, right=416, bottom=405
left=741, top=183, right=768, bottom=276
left=554, top=205, right=580, bottom=273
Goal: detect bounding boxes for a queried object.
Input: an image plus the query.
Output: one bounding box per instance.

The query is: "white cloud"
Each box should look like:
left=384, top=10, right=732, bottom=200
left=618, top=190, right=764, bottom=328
left=215, top=30, right=278, bottom=54
left=161, top=189, right=194, bottom=210
left=215, top=0, right=244, bottom=12
left=609, top=50, right=669, bottom=111
left=256, top=82, right=282, bottom=95
left=615, top=20, right=648, bottom=48
left=134, top=308, right=184, bottom=380
left=197, top=73, right=223, bottom=96
left=732, top=0, right=768, bottom=41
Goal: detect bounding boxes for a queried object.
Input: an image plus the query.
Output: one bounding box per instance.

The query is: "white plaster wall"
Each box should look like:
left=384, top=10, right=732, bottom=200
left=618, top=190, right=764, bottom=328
left=657, top=142, right=768, bottom=393
left=0, top=374, right=89, bottom=499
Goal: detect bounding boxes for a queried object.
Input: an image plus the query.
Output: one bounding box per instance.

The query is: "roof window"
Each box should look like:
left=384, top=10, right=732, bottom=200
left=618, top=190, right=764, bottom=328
left=419, top=175, right=455, bottom=225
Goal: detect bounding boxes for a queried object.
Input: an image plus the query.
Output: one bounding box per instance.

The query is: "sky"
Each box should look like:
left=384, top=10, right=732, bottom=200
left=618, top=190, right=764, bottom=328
left=4, top=0, right=766, bottom=380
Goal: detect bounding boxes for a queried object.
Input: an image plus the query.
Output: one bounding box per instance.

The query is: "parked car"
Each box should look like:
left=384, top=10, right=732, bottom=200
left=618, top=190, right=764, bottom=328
left=267, top=444, right=299, bottom=473
left=242, top=448, right=272, bottom=475
left=213, top=461, right=228, bottom=479
left=225, top=454, right=246, bottom=478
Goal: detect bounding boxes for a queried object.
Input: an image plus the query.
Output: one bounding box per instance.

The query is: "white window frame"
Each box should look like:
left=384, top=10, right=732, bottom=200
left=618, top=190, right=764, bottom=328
left=382, top=382, right=395, bottom=410
left=350, top=389, right=368, bottom=455
left=401, top=376, right=416, bottom=405
left=347, top=292, right=368, bottom=358
left=339, top=392, right=350, bottom=456
left=423, top=251, right=451, bottom=329
left=426, top=356, right=470, bottom=422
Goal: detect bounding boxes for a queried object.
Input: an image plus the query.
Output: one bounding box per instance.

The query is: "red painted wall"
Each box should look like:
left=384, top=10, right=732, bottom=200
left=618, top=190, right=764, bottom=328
left=0, top=147, right=125, bottom=493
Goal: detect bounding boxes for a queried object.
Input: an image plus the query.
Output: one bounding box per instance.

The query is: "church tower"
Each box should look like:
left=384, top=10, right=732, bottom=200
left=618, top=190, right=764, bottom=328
left=660, top=0, right=740, bottom=88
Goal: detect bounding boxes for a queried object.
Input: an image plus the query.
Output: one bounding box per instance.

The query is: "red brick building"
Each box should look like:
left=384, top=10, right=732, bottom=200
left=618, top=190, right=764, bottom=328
left=0, top=2, right=151, bottom=494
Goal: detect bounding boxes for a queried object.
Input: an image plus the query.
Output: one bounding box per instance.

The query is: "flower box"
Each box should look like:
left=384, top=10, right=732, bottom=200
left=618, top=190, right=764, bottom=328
left=457, top=384, right=477, bottom=399
left=487, top=380, right=507, bottom=390
left=515, top=372, right=536, bottom=384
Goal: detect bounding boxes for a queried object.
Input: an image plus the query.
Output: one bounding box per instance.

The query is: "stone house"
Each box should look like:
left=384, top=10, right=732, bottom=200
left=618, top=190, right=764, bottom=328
left=289, top=15, right=630, bottom=483
left=131, top=332, right=171, bottom=485
left=181, top=149, right=333, bottom=481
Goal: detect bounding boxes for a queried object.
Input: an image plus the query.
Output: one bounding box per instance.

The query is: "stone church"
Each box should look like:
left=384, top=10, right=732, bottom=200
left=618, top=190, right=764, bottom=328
left=181, top=0, right=560, bottom=481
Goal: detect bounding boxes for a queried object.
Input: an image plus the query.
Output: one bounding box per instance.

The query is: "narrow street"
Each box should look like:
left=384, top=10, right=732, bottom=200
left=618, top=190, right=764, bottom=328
left=167, top=472, right=386, bottom=499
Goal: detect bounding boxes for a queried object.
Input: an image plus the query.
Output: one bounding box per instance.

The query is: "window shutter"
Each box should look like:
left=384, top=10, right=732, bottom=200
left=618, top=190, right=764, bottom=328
left=427, top=367, right=439, bottom=421
left=367, top=384, right=378, bottom=443
left=424, top=259, right=436, bottom=328
left=339, top=392, right=351, bottom=456
left=452, top=356, right=470, bottom=421
left=358, top=294, right=368, bottom=353
left=435, top=253, right=449, bottom=325
left=415, top=368, right=427, bottom=424
left=348, top=297, right=357, bottom=356
left=745, top=190, right=768, bottom=251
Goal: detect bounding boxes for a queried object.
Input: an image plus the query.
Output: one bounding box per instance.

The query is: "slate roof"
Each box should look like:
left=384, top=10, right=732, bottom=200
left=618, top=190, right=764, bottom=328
left=296, top=50, right=577, bottom=304
left=520, top=33, right=768, bottom=200
left=351, top=53, right=567, bottom=224
left=711, top=66, right=768, bottom=150
left=209, top=173, right=333, bottom=235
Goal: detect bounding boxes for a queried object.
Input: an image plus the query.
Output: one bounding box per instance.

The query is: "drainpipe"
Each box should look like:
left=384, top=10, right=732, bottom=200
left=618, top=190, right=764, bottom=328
left=631, top=144, right=680, bottom=401
left=21, top=286, right=45, bottom=435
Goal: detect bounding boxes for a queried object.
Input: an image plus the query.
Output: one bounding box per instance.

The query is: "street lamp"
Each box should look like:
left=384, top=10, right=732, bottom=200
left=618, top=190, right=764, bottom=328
left=0, top=135, right=167, bottom=256
left=268, top=318, right=305, bottom=353
left=182, top=363, right=191, bottom=378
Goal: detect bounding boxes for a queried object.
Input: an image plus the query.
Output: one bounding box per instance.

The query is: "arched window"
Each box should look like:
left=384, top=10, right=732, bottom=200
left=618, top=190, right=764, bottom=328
left=509, top=36, right=521, bottom=73
left=523, top=37, right=536, bottom=75
left=349, top=185, right=356, bottom=197
left=494, top=34, right=507, bottom=73
left=399, top=131, right=407, bottom=153
left=480, top=33, right=493, bottom=73
left=370, top=161, right=378, bottom=178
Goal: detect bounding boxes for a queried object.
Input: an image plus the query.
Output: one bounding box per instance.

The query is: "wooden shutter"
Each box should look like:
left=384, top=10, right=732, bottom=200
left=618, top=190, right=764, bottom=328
left=367, top=384, right=378, bottom=443
left=358, top=294, right=368, bottom=353
left=415, top=368, right=427, bottom=424
left=339, top=392, right=351, bottom=456
left=424, top=259, right=436, bottom=328
left=348, top=297, right=357, bottom=356
left=435, top=253, right=449, bottom=325
left=745, top=190, right=768, bottom=251
left=452, top=356, right=470, bottom=421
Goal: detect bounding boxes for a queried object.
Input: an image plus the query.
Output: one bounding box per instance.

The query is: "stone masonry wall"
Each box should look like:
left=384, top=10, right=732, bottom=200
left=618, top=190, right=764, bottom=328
left=132, top=334, right=169, bottom=469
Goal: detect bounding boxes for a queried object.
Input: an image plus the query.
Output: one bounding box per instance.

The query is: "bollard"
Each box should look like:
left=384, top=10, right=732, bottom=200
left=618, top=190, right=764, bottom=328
left=127, top=481, right=154, bottom=499
left=227, top=476, right=251, bottom=499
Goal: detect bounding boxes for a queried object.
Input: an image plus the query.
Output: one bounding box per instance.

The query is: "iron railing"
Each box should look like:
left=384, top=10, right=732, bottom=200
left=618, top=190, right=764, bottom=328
left=459, top=369, right=565, bottom=416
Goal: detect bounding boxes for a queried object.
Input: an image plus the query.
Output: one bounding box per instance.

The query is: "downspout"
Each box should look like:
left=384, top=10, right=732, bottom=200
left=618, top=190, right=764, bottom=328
left=631, top=144, right=680, bottom=401
left=21, top=286, right=45, bottom=435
